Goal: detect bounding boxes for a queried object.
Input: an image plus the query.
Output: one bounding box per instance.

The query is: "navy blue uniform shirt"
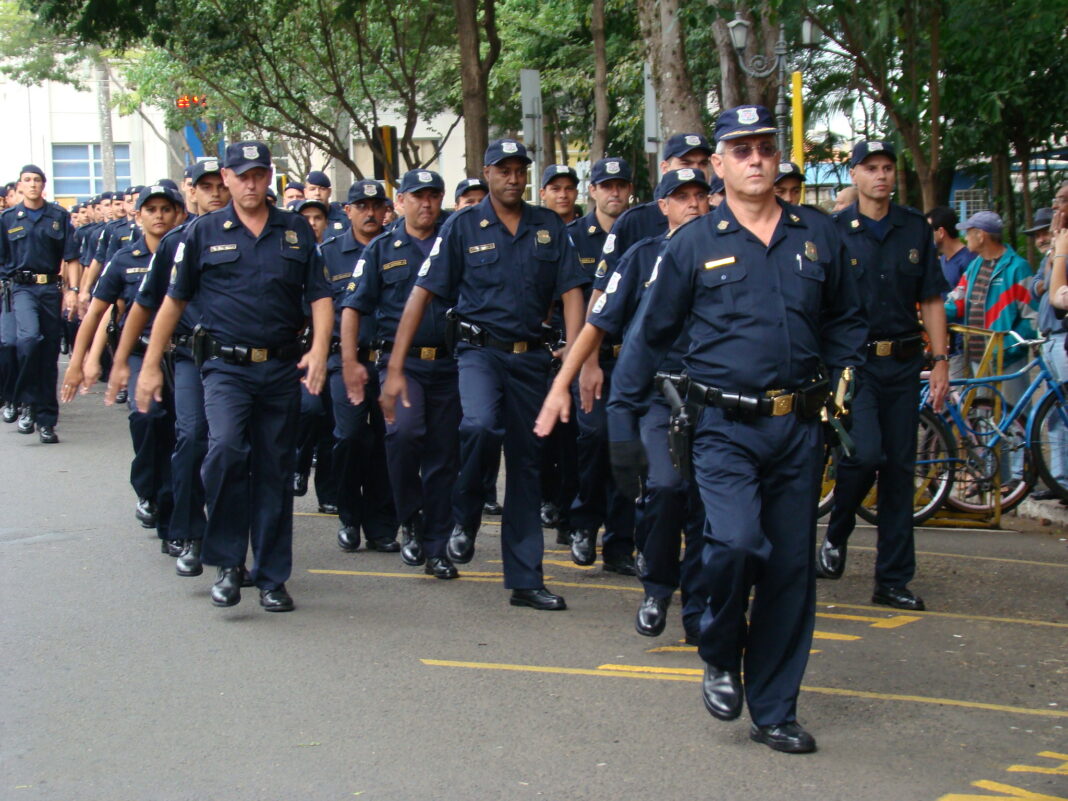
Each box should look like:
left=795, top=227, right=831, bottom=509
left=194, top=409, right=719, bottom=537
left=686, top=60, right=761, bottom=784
left=320, top=228, right=377, bottom=346
left=567, top=209, right=611, bottom=302
left=345, top=220, right=450, bottom=348
left=167, top=203, right=331, bottom=347
left=608, top=200, right=867, bottom=441
left=0, top=202, right=79, bottom=277
left=79, top=221, right=103, bottom=265
left=92, top=236, right=153, bottom=325
left=327, top=202, right=351, bottom=235
left=598, top=201, right=666, bottom=279
left=135, top=222, right=201, bottom=336
left=104, top=219, right=138, bottom=263
left=414, top=196, right=588, bottom=342
left=93, top=218, right=129, bottom=264
left=833, top=203, right=947, bottom=339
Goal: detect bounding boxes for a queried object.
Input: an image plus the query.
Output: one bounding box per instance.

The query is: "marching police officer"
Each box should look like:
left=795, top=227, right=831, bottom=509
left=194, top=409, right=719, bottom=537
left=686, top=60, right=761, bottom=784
left=454, top=178, right=487, bottom=209
left=342, top=168, right=460, bottom=578
left=381, top=138, right=588, bottom=610
left=607, top=107, right=866, bottom=752
left=305, top=171, right=352, bottom=234
left=283, top=180, right=306, bottom=205
left=816, top=141, right=950, bottom=612
left=0, top=165, right=80, bottom=443
left=136, top=141, right=333, bottom=613
left=774, top=162, right=805, bottom=205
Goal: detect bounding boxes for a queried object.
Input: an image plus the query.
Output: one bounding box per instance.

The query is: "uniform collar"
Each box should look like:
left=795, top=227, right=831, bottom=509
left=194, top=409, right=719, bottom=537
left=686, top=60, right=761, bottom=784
left=126, top=235, right=151, bottom=258
left=215, top=201, right=288, bottom=234
left=839, top=202, right=906, bottom=233
left=579, top=209, right=606, bottom=236
left=710, top=197, right=797, bottom=234
left=474, top=195, right=541, bottom=234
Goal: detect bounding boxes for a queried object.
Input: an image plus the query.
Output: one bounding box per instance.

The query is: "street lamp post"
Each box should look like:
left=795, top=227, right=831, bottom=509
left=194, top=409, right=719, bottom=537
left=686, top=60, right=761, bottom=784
left=725, top=12, right=790, bottom=156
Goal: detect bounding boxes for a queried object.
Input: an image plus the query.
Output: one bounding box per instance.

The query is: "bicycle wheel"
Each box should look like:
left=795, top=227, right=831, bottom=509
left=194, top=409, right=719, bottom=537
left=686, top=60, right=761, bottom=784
left=1029, top=391, right=1068, bottom=503
left=944, top=399, right=1034, bottom=514
left=856, top=407, right=955, bottom=525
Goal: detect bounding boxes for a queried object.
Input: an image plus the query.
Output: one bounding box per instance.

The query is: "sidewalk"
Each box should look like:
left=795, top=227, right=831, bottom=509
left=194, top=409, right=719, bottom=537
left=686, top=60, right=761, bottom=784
left=1012, top=494, right=1068, bottom=528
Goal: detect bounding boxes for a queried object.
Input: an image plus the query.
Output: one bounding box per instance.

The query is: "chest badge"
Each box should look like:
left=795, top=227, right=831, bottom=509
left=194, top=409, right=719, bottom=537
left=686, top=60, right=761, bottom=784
left=285, top=230, right=298, bottom=245
left=52, top=221, right=61, bottom=231
left=850, top=219, right=860, bottom=229
left=223, top=220, right=234, bottom=230
left=789, top=213, right=800, bottom=223
left=394, top=240, right=403, bottom=248
left=717, top=220, right=729, bottom=231
left=479, top=219, right=489, bottom=229
left=536, top=230, right=551, bottom=245
left=804, top=241, right=819, bottom=262
left=587, top=225, right=597, bottom=235
left=908, top=248, right=919, bottom=263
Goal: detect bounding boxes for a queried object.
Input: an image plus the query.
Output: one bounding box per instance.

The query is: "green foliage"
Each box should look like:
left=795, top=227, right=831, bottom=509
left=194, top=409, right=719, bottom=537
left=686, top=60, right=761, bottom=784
left=0, top=0, right=88, bottom=87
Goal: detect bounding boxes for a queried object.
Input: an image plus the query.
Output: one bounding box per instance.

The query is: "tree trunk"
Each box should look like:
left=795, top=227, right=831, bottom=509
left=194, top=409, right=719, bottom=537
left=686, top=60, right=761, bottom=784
left=711, top=2, right=778, bottom=111
left=590, top=0, right=609, bottom=161
left=94, top=56, right=116, bottom=191
left=1015, top=138, right=1034, bottom=263
left=452, top=0, right=500, bottom=177
left=637, top=0, right=702, bottom=137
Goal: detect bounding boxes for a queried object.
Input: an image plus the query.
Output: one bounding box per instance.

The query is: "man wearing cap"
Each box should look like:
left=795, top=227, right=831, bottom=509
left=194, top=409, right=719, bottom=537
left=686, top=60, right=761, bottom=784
left=105, top=159, right=231, bottom=576
left=774, top=162, right=805, bottom=205
left=318, top=179, right=398, bottom=554
left=305, top=170, right=351, bottom=234
left=607, top=106, right=866, bottom=752
left=283, top=181, right=306, bottom=205
left=454, top=178, right=487, bottom=209
left=0, top=164, right=81, bottom=443
left=342, top=169, right=459, bottom=577
left=538, top=167, right=710, bottom=639
left=78, top=189, right=130, bottom=317
left=62, top=184, right=184, bottom=549
left=540, top=164, right=581, bottom=221
left=926, top=205, right=974, bottom=381
left=381, top=138, right=589, bottom=610
left=135, top=141, right=333, bottom=613
left=561, top=156, right=637, bottom=573
left=817, top=140, right=950, bottom=613
left=103, top=187, right=141, bottom=263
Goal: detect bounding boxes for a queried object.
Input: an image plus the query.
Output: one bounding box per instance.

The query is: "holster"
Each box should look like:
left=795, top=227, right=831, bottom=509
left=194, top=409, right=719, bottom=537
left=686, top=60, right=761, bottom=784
left=1, top=279, right=11, bottom=313
left=106, top=309, right=120, bottom=351
left=444, top=308, right=459, bottom=352
left=190, top=325, right=209, bottom=367
left=656, top=372, right=695, bottom=482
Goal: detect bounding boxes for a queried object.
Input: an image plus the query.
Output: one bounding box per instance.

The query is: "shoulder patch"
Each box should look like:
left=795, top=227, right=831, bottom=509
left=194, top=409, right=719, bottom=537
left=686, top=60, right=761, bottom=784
left=603, top=233, right=616, bottom=254
left=354, top=259, right=365, bottom=278
left=606, top=272, right=622, bottom=294
left=592, top=294, right=607, bottom=314
left=418, top=259, right=431, bottom=277
left=594, top=260, right=608, bottom=278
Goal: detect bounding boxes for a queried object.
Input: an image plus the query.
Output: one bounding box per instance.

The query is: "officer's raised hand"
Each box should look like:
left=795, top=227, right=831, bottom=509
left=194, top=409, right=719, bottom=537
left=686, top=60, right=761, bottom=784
left=379, top=367, right=410, bottom=425
left=534, top=382, right=572, bottom=437
left=609, top=439, right=648, bottom=499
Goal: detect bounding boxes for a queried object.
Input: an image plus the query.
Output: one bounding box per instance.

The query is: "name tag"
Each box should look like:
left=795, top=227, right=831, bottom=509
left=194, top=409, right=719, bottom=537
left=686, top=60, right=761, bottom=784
left=704, top=256, right=736, bottom=270
left=468, top=243, right=495, bottom=254
left=331, top=272, right=352, bottom=282
left=7, top=226, right=24, bottom=234
left=210, top=244, right=238, bottom=253
left=383, top=259, right=407, bottom=271
left=127, top=267, right=150, bottom=274
left=579, top=257, right=595, bottom=264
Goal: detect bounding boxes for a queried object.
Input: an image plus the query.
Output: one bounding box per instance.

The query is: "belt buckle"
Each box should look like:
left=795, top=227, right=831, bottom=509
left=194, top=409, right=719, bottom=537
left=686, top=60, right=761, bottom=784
left=35, top=274, right=48, bottom=285
left=874, top=340, right=893, bottom=357
left=250, top=347, right=269, bottom=363
left=369, top=349, right=380, bottom=362
left=512, top=341, right=528, bottom=354
left=770, top=393, right=795, bottom=416
left=419, top=347, right=437, bottom=360
left=612, top=344, right=622, bottom=358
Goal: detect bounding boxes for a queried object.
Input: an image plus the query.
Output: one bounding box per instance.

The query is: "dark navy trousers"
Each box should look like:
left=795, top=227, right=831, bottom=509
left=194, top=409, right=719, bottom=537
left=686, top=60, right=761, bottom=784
left=200, top=357, right=300, bottom=591
left=380, top=353, right=461, bottom=558
left=170, top=352, right=207, bottom=542
left=7, top=284, right=61, bottom=425
left=825, top=354, right=923, bottom=588
left=454, top=343, right=551, bottom=589
left=127, top=353, right=175, bottom=539
left=296, top=378, right=337, bottom=507
left=693, top=406, right=822, bottom=727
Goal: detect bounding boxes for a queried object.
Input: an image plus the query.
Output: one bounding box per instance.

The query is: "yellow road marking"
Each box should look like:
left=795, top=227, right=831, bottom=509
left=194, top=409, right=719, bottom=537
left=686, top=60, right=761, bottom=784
left=938, top=779, right=1068, bottom=800
left=821, top=603, right=1068, bottom=629
left=309, top=569, right=508, bottom=584
left=421, top=659, right=1068, bottom=719
left=599, top=664, right=701, bottom=676
left=847, top=544, right=1068, bottom=570
left=813, top=631, right=861, bottom=641
left=817, top=611, right=921, bottom=629
left=1007, top=751, right=1068, bottom=776
left=644, top=646, right=821, bottom=654
left=487, top=559, right=597, bottom=571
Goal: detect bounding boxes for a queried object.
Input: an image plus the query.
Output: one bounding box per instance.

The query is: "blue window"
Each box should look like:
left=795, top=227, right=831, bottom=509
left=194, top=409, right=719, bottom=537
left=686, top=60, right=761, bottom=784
left=51, top=144, right=132, bottom=198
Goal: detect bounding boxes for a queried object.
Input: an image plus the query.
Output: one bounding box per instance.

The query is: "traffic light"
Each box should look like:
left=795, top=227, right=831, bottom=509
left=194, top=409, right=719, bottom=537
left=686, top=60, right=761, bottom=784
left=372, top=125, right=398, bottom=185
left=175, top=95, right=208, bottom=110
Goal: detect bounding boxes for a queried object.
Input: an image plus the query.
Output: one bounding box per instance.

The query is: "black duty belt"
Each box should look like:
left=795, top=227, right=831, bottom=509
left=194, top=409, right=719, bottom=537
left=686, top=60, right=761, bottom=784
left=131, top=334, right=150, bottom=356
left=683, top=376, right=828, bottom=420
left=599, top=342, right=622, bottom=360
left=327, top=337, right=379, bottom=361
left=380, top=341, right=449, bottom=361
left=208, top=340, right=303, bottom=365
left=867, top=334, right=924, bottom=360
left=13, top=271, right=60, bottom=285
left=456, top=325, right=542, bottom=354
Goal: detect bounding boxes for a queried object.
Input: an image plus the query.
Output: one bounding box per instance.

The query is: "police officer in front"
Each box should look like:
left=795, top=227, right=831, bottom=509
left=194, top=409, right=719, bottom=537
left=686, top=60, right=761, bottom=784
left=381, top=139, right=589, bottom=610
left=343, top=169, right=460, bottom=578
left=0, top=164, right=81, bottom=443
left=136, top=141, right=333, bottom=613
left=608, top=107, right=866, bottom=752
left=816, top=141, right=950, bottom=611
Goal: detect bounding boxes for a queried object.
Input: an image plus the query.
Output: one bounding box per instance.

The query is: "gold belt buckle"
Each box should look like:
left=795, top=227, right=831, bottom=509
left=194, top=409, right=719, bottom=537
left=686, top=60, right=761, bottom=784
left=250, top=347, right=268, bottom=363
left=612, top=344, right=622, bottom=358
left=512, top=341, right=528, bottom=354
left=874, top=340, right=893, bottom=357
left=35, top=274, right=48, bottom=285
left=770, top=393, right=795, bottom=416
left=419, top=347, right=437, bottom=360
left=369, top=349, right=380, bottom=362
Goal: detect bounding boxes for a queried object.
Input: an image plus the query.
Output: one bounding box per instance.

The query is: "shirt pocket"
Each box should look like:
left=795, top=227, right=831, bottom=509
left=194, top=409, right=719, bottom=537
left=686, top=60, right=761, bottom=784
left=201, top=247, right=241, bottom=289
left=464, top=246, right=499, bottom=293
left=697, top=261, right=749, bottom=320
left=791, top=257, right=826, bottom=315
left=531, top=242, right=560, bottom=292
left=382, top=264, right=411, bottom=303
left=273, top=249, right=307, bottom=286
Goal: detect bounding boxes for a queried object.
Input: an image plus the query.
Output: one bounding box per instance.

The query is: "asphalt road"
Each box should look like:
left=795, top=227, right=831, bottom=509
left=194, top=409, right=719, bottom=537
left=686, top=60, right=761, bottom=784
left=2, top=385, right=1067, bottom=800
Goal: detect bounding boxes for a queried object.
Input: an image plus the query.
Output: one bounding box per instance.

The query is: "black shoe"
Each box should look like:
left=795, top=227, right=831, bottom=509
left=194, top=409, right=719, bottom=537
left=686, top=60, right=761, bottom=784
left=175, top=540, right=203, bottom=576
left=815, top=536, right=846, bottom=580
left=337, top=525, right=360, bottom=552
left=749, top=722, right=817, bottom=754
left=872, top=584, right=926, bottom=611
left=603, top=554, right=637, bottom=576
left=318, top=503, right=339, bottom=515
left=260, top=585, right=295, bottom=612
left=555, top=528, right=570, bottom=545
left=38, top=425, right=58, bottom=444
left=135, top=498, right=158, bottom=528
left=425, top=555, right=459, bottom=580
left=701, top=664, right=743, bottom=721
left=114, top=389, right=128, bottom=405
left=17, top=407, right=34, bottom=434
left=569, top=528, right=596, bottom=566
left=2, top=403, right=17, bottom=424
left=635, top=595, right=670, bottom=637
left=293, top=472, right=308, bottom=497
left=447, top=525, right=476, bottom=564
left=160, top=538, right=185, bottom=557
left=366, top=537, right=400, bottom=553
left=510, top=587, right=567, bottom=610
left=482, top=501, right=503, bottom=515
left=1030, top=488, right=1058, bottom=501
left=211, top=567, right=242, bottom=607
left=399, top=515, right=425, bottom=566
left=540, top=502, right=560, bottom=528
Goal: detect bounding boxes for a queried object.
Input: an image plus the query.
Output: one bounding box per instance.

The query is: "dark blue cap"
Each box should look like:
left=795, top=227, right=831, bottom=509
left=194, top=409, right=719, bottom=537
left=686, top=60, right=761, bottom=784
left=590, top=157, right=632, bottom=185
left=265, top=187, right=277, bottom=201
left=708, top=175, right=725, bottom=195
left=540, top=164, right=578, bottom=188
left=285, top=181, right=305, bottom=193
left=654, top=168, right=710, bottom=200
left=135, top=184, right=183, bottom=211
left=123, top=185, right=136, bottom=196
left=849, top=140, right=896, bottom=167
left=305, top=170, right=331, bottom=188
left=155, top=179, right=178, bottom=192
left=296, top=199, right=329, bottom=216
left=19, top=164, right=46, bottom=181
left=958, top=210, right=1003, bottom=235
left=100, top=191, right=115, bottom=201
left=223, top=141, right=272, bottom=175
left=775, top=162, right=806, bottom=183
left=189, top=158, right=221, bottom=186
left=454, top=177, right=487, bottom=200
left=182, top=165, right=194, bottom=179
left=399, top=169, right=445, bottom=194
left=484, top=138, right=531, bottom=166
left=347, top=179, right=386, bottom=203
left=662, top=133, right=712, bottom=160
left=1023, top=207, right=1054, bottom=234
left=714, top=106, right=778, bottom=143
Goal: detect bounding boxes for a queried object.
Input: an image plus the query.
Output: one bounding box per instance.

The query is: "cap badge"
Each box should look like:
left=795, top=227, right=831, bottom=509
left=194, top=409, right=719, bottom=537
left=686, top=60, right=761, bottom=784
left=536, top=230, right=551, bottom=245
left=556, top=165, right=570, bottom=174
left=779, top=163, right=792, bottom=174
left=285, top=230, right=298, bottom=244
left=678, top=168, right=695, bottom=181
left=204, top=160, right=218, bottom=171
left=908, top=248, right=919, bottom=263
left=868, top=142, right=884, bottom=152
left=737, top=107, right=759, bottom=125
left=502, top=141, right=518, bottom=154
left=242, top=145, right=259, bottom=160
left=418, top=172, right=432, bottom=183
left=684, top=135, right=700, bottom=146
left=804, top=241, right=818, bottom=261
left=606, top=162, right=620, bottom=174
left=365, top=185, right=378, bottom=196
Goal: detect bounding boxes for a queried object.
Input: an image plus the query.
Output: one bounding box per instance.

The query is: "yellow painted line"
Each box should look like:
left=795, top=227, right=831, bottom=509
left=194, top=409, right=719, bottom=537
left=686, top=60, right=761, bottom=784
left=295, top=512, right=336, bottom=518
left=938, top=779, right=1068, bottom=800
left=821, top=603, right=1068, bottom=630
left=817, top=611, right=922, bottom=629
left=1006, top=751, right=1068, bottom=775
left=850, top=544, right=1067, bottom=570
left=421, top=659, right=1068, bottom=719
left=308, top=569, right=508, bottom=584
left=813, top=631, right=861, bottom=641
left=644, top=645, right=822, bottom=655
left=487, top=558, right=597, bottom=571
left=598, top=663, right=701, bottom=676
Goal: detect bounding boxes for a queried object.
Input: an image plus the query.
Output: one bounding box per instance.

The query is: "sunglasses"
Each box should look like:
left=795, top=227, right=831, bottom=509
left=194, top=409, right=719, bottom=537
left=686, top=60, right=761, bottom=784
left=725, top=142, right=778, bottom=161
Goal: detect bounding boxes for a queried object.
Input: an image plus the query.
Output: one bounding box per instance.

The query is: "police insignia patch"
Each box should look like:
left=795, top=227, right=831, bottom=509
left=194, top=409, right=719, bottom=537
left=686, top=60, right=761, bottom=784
left=737, top=107, right=758, bottom=125
left=595, top=260, right=608, bottom=278
left=174, top=242, right=185, bottom=263
left=223, top=220, right=234, bottom=230
left=588, top=225, right=597, bottom=235
left=418, top=171, right=432, bottom=183
left=646, top=258, right=660, bottom=285
left=286, top=230, right=298, bottom=244
left=908, top=248, right=919, bottom=263
left=603, top=233, right=616, bottom=253
left=418, top=259, right=430, bottom=277
left=536, top=230, right=551, bottom=245
left=429, top=237, right=442, bottom=257
left=242, top=145, right=259, bottom=160
left=804, top=241, right=818, bottom=261
left=204, top=160, right=219, bottom=171
left=717, top=220, right=729, bottom=231
left=592, top=295, right=607, bottom=314
left=502, top=141, right=518, bottom=154
left=394, top=240, right=403, bottom=248
left=556, top=165, right=570, bottom=174
left=606, top=161, right=620, bottom=174
left=52, top=221, right=60, bottom=231
left=850, top=219, right=860, bottom=229
left=354, top=259, right=365, bottom=278
left=606, top=272, right=622, bottom=294
left=678, top=168, right=695, bottom=181
left=169, top=265, right=177, bottom=285
left=685, top=135, right=700, bottom=146
left=365, top=185, right=378, bottom=196
left=869, top=141, right=884, bottom=152
left=479, top=219, right=489, bottom=228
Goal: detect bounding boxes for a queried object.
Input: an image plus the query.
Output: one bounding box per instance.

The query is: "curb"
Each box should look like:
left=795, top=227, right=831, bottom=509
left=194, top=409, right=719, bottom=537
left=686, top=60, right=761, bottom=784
left=1012, top=497, right=1068, bottom=529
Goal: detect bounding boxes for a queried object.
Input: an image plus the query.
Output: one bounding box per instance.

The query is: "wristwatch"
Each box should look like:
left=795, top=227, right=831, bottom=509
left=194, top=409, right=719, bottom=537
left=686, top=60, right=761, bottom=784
left=931, top=354, right=948, bottom=362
